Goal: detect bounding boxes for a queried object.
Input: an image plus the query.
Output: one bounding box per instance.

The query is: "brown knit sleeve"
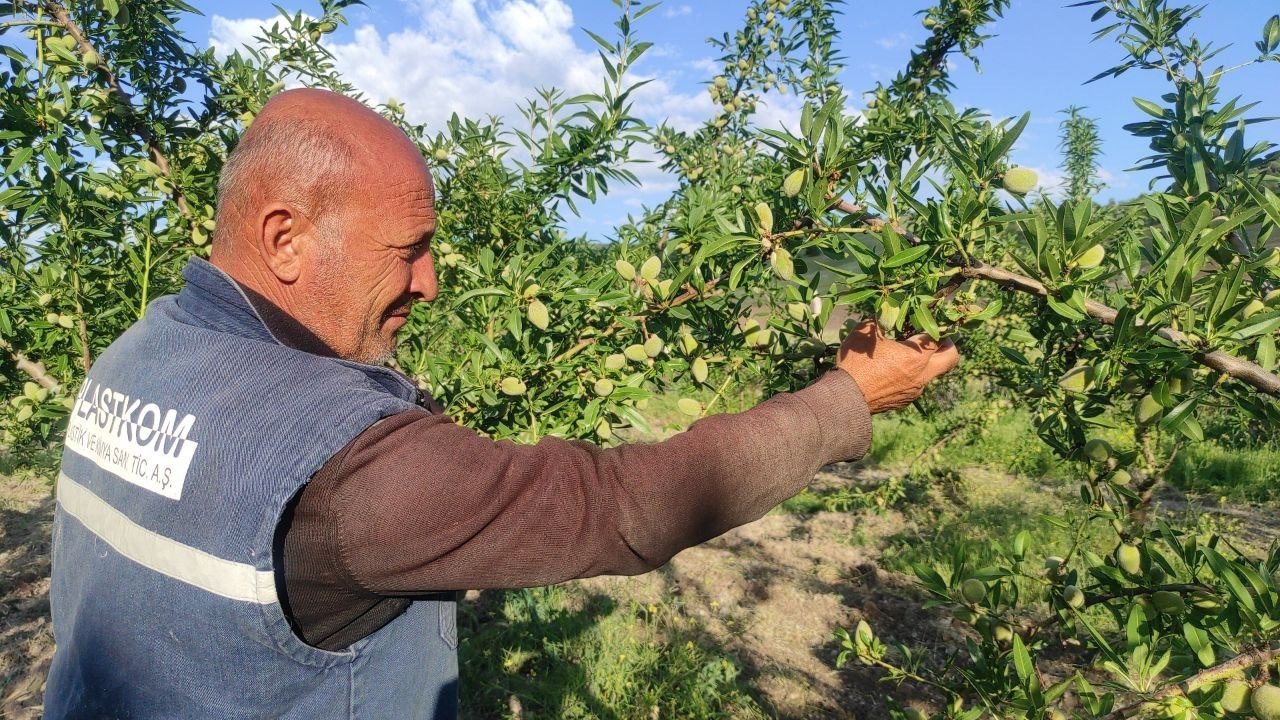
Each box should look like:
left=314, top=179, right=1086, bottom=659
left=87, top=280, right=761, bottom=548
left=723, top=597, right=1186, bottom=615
left=299, top=369, right=871, bottom=597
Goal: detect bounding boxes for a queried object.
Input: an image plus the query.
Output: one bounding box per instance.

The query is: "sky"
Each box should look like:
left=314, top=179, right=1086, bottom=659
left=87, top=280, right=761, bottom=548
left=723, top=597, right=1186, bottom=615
left=185, top=0, right=1279, bottom=240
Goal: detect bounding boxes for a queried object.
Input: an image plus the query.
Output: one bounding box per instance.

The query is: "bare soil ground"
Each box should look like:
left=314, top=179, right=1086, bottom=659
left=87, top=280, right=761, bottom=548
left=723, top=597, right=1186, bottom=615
left=0, top=469, right=54, bottom=720
left=4, top=462, right=1279, bottom=719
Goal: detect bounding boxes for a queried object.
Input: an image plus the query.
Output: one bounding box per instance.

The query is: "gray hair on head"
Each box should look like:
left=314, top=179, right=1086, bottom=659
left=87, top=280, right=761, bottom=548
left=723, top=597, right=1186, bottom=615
left=212, top=115, right=356, bottom=249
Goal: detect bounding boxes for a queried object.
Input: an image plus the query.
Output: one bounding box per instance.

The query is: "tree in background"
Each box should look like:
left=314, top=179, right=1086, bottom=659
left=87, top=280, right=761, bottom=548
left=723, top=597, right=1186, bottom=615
left=1060, top=105, right=1105, bottom=202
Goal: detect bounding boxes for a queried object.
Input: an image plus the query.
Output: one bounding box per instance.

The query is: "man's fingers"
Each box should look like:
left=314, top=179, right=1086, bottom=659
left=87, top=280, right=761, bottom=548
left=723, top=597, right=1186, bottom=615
left=925, top=339, right=960, bottom=378
left=901, top=332, right=942, bottom=357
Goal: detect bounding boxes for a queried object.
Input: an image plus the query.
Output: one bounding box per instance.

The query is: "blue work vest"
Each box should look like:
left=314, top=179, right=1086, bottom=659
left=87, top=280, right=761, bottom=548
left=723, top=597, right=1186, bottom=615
left=44, top=258, right=458, bottom=719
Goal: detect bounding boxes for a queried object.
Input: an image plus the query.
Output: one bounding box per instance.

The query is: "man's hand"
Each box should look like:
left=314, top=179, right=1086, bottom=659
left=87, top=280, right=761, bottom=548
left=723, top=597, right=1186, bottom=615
left=836, top=319, right=960, bottom=414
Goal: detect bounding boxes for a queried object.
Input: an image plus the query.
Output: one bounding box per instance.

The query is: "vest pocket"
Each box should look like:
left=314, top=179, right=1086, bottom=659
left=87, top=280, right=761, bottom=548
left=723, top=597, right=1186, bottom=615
left=438, top=601, right=457, bottom=649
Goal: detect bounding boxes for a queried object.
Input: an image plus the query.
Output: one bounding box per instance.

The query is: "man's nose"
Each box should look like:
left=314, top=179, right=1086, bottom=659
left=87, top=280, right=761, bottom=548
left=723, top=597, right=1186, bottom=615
left=409, top=251, right=438, bottom=302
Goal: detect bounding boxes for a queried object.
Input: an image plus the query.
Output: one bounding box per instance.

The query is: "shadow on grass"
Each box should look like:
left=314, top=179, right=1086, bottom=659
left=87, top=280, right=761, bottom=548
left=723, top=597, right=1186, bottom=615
left=458, top=585, right=765, bottom=719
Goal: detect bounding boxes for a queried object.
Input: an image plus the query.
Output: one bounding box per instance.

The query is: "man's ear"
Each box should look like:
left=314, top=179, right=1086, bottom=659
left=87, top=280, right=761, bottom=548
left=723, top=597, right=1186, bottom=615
left=259, top=203, right=305, bottom=283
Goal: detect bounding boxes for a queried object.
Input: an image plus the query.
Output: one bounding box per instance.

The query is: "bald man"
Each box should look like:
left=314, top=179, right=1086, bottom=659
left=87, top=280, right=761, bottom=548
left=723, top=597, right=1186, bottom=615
left=44, top=89, right=958, bottom=719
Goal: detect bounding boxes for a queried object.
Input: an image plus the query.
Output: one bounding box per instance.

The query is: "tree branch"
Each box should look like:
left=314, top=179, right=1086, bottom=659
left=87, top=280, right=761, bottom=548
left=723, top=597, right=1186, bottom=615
left=1099, top=643, right=1280, bottom=720
left=956, top=261, right=1280, bottom=397
left=40, top=0, right=194, bottom=223
left=828, top=197, right=1279, bottom=396
left=0, top=338, right=62, bottom=393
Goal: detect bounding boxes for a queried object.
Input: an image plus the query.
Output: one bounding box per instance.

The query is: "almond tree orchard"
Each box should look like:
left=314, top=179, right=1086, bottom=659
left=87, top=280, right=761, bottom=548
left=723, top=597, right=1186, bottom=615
left=2, top=0, right=1280, bottom=718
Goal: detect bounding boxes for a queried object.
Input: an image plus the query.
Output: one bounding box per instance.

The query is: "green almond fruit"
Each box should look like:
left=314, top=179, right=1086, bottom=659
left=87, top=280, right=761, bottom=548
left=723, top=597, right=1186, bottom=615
left=1115, top=543, right=1142, bottom=575
left=787, top=302, right=808, bottom=323
left=1002, top=166, right=1038, bottom=195
left=639, top=255, right=661, bottom=281
left=1243, top=299, right=1266, bottom=318
left=1136, top=394, right=1163, bottom=425
left=643, top=335, right=664, bottom=358
left=46, top=312, right=60, bottom=324
left=770, top=247, right=795, bottom=281
left=952, top=607, right=977, bottom=624
left=37, top=292, right=52, bottom=306
left=1152, top=590, right=1185, bottom=615
left=595, top=418, right=613, bottom=440
left=434, top=148, right=449, bottom=161
left=623, top=344, right=649, bottom=362
left=1253, top=684, right=1280, bottom=720
left=1064, top=585, right=1086, bottom=609
left=691, top=357, right=709, bottom=385
left=1190, top=590, right=1222, bottom=611
left=1083, top=438, right=1112, bottom=462
left=1147, top=565, right=1166, bottom=584
left=1075, top=244, right=1105, bottom=269
left=1057, top=365, right=1095, bottom=394
left=903, top=709, right=926, bottom=720
left=781, top=168, right=805, bottom=198
left=960, top=578, right=986, bottom=605
left=81, top=48, right=100, bottom=67
left=1111, top=469, right=1132, bottom=485
left=754, top=202, right=773, bottom=235
left=604, top=353, right=626, bottom=371
left=16, top=405, right=34, bottom=423
left=1168, top=368, right=1195, bottom=394
left=676, top=398, right=702, bottom=417
left=58, top=314, right=75, bottom=329
left=678, top=332, right=698, bottom=355
left=615, top=259, right=636, bottom=280
left=664, top=144, right=676, bottom=153
left=35, top=388, right=48, bottom=403
left=1044, top=556, right=1064, bottom=573
left=499, top=376, right=526, bottom=396
left=1221, top=679, right=1251, bottom=714
left=993, top=623, right=1014, bottom=643
left=593, top=378, right=614, bottom=397
left=526, top=300, right=549, bottom=330
left=24, top=382, right=40, bottom=400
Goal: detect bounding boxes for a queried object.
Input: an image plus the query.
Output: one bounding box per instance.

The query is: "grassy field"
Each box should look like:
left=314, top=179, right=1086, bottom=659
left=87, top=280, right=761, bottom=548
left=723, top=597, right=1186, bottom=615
left=2, top=386, right=1278, bottom=718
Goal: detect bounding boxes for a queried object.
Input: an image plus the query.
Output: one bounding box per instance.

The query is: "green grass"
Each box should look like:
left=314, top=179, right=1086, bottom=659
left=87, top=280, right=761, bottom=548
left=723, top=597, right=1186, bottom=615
left=1166, top=442, right=1280, bottom=503
left=458, top=585, right=765, bottom=719
left=865, top=402, right=1068, bottom=480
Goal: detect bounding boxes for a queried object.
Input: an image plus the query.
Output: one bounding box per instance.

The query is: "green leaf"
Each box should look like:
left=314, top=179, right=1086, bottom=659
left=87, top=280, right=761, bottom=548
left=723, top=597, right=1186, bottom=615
left=1132, top=97, right=1167, bottom=119
left=881, top=245, right=930, bottom=269
left=912, top=302, right=941, bottom=340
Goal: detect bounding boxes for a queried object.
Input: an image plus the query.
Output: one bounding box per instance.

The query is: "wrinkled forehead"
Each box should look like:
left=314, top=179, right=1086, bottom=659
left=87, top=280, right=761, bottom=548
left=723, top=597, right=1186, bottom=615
left=350, top=131, right=436, bottom=216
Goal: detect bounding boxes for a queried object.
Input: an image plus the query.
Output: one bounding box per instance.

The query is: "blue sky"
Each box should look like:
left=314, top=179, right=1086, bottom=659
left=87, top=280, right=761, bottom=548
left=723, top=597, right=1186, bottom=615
left=188, top=1, right=1278, bottom=240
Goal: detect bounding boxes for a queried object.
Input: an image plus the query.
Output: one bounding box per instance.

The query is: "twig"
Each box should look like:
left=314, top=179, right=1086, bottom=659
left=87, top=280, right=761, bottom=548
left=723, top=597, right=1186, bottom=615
left=0, top=338, right=61, bottom=392
left=40, top=0, right=194, bottom=223
left=1098, top=643, right=1280, bottom=720
left=956, top=261, right=1280, bottom=397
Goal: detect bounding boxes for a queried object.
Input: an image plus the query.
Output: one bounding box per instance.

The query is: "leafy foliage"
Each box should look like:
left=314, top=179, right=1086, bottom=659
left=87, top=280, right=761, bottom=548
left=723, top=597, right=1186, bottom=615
left=2, top=0, right=1280, bottom=718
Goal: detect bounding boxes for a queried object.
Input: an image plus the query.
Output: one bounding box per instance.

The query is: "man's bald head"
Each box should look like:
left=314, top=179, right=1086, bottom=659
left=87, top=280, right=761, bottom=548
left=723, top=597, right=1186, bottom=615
left=212, top=89, right=422, bottom=252
left=209, top=89, right=440, bottom=363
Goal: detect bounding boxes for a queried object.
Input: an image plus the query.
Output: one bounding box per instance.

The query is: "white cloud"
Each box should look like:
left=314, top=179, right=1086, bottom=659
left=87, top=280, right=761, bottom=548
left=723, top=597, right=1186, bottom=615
left=209, top=15, right=289, bottom=59
left=212, top=1, right=600, bottom=131
left=876, top=32, right=912, bottom=49
left=664, top=4, right=693, bottom=18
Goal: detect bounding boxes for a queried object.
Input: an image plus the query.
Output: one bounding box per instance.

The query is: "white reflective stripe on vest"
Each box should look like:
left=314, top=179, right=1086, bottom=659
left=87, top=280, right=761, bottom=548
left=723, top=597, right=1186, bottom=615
left=56, top=472, right=279, bottom=604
